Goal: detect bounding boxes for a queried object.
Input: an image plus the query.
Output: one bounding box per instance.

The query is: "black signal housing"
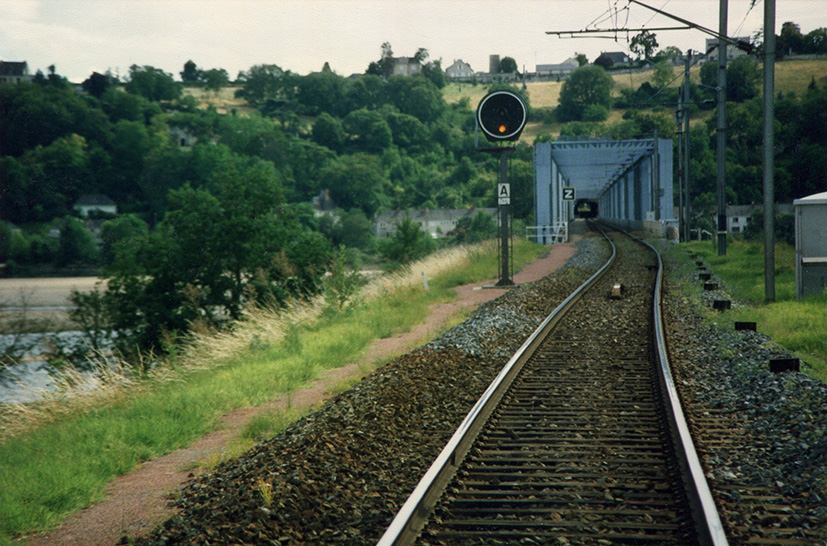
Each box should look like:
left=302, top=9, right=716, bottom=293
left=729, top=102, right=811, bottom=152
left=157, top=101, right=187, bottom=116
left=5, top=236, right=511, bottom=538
left=476, top=90, right=527, bottom=143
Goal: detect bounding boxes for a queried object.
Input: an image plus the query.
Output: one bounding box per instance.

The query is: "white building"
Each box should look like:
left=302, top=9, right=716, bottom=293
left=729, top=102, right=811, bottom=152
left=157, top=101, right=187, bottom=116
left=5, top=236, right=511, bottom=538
left=445, top=59, right=475, bottom=81
left=375, top=208, right=496, bottom=239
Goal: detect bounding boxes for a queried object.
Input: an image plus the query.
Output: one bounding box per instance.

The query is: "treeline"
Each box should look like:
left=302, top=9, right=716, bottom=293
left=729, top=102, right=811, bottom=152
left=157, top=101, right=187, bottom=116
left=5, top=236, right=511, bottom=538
left=0, top=58, right=526, bottom=357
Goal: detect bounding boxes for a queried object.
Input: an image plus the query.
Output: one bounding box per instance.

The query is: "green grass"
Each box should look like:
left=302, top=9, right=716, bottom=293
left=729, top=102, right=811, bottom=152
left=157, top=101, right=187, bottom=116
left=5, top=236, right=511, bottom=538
left=674, top=238, right=827, bottom=382
left=0, top=238, right=548, bottom=544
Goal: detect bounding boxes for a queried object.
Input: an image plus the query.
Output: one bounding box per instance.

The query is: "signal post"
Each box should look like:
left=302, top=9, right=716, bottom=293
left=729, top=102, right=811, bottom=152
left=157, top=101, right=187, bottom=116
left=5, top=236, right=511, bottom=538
left=475, top=90, right=527, bottom=286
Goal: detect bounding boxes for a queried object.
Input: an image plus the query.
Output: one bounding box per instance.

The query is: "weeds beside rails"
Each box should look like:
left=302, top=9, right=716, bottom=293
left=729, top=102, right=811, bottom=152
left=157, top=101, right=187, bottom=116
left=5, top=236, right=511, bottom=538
left=0, top=242, right=482, bottom=441
left=0, top=239, right=539, bottom=544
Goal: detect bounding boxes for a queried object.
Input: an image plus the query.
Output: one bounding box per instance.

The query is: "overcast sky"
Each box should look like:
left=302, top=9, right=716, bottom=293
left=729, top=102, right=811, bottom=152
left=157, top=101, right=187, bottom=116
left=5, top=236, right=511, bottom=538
left=1, top=0, right=823, bottom=83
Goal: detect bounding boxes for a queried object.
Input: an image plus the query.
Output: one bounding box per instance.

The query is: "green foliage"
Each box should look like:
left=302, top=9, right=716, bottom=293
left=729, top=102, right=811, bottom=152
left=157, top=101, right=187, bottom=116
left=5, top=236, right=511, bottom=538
left=321, top=153, right=389, bottom=215
left=311, top=112, right=346, bottom=151
left=379, top=216, right=437, bottom=266
left=342, top=109, right=392, bottom=152
left=55, top=217, right=98, bottom=267
left=630, top=30, right=659, bottom=60
left=234, top=64, right=297, bottom=106
left=557, top=65, right=614, bottom=122
left=451, top=211, right=497, bottom=243
left=124, top=65, right=182, bottom=102
left=499, top=56, right=518, bottom=74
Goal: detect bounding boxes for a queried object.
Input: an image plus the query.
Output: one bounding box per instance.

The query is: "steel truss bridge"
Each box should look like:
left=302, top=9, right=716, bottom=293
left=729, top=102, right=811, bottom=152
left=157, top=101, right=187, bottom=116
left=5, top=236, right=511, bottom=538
left=532, top=137, right=675, bottom=243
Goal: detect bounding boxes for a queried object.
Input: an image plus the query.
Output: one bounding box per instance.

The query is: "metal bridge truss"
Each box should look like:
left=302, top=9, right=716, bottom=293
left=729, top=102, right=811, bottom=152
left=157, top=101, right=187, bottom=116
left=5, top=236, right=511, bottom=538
left=532, top=138, right=676, bottom=243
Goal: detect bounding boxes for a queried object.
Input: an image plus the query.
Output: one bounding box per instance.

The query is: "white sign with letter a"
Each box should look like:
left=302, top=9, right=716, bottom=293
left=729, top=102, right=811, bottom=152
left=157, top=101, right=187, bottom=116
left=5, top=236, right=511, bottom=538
left=498, top=183, right=511, bottom=205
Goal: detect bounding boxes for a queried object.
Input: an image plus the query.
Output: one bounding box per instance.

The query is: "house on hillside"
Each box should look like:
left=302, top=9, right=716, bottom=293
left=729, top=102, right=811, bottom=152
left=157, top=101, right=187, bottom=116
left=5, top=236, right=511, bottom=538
left=392, top=57, right=422, bottom=76
left=0, top=61, right=34, bottom=85
left=74, top=195, right=117, bottom=218
left=311, top=189, right=337, bottom=218
left=705, top=37, right=753, bottom=62
left=375, top=207, right=497, bottom=239
left=445, top=59, right=475, bottom=81
left=594, top=52, right=632, bottom=68
left=724, top=203, right=793, bottom=233
left=168, top=126, right=198, bottom=148
left=536, top=57, right=579, bottom=78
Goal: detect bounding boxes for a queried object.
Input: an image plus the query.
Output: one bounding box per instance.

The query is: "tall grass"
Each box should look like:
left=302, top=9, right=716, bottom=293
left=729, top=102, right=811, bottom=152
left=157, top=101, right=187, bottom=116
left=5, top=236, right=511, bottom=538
left=675, top=239, right=827, bottom=382
left=0, top=238, right=548, bottom=543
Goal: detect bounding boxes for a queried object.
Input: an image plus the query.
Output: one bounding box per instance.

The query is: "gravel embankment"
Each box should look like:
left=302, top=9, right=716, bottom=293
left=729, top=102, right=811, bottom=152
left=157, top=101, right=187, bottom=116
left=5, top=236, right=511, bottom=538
left=661, top=244, right=827, bottom=544
left=134, top=238, right=827, bottom=545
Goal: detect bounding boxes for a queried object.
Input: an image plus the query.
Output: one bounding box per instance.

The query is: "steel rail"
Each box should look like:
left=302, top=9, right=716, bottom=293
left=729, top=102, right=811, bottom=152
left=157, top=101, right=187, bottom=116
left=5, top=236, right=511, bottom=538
left=376, top=225, right=618, bottom=546
left=632, top=231, right=730, bottom=546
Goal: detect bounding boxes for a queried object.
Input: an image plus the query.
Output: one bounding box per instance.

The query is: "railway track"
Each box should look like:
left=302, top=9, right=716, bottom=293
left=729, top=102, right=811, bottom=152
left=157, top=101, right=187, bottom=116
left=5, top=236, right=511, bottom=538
left=379, top=224, right=727, bottom=546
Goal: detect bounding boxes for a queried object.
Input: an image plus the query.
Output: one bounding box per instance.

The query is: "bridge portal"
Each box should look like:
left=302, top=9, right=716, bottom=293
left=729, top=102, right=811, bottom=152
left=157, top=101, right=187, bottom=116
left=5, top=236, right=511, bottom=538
left=532, top=138, right=676, bottom=242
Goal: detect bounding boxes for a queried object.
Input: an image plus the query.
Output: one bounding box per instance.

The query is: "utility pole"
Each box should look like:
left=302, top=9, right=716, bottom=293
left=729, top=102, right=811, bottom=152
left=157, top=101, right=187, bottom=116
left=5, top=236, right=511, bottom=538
left=683, top=51, right=692, bottom=243
left=677, top=94, right=684, bottom=240
left=763, top=0, right=776, bottom=301
left=716, top=0, right=728, bottom=255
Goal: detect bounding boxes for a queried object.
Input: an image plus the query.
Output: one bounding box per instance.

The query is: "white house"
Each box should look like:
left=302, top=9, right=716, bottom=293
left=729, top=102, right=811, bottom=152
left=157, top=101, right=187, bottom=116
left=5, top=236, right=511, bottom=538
left=445, top=59, right=475, bottom=81
left=536, top=57, right=579, bottom=77
left=0, top=61, right=34, bottom=85
left=705, top=37, right=752, bottom=62
left=74, top=195, right=117, bottom=218
left=375, top=207, right=497, bottom=239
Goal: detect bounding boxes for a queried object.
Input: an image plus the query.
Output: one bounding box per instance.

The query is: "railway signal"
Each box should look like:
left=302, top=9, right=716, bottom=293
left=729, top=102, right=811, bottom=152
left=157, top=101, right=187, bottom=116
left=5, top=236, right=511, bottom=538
left=476, top=90, right=527, bottom=143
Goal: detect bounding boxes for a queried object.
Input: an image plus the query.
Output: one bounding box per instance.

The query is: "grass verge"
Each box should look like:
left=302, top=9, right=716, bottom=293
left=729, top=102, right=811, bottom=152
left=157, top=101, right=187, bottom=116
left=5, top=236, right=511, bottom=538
left=670, top=239, right=827, bottom=382
left=0, top=238, right=549, bottom=544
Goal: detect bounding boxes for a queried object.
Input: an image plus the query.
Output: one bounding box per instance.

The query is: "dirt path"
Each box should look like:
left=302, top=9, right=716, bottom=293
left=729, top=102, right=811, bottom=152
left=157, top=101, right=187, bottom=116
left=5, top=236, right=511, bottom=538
left=25, top=243, right=576, bottom=546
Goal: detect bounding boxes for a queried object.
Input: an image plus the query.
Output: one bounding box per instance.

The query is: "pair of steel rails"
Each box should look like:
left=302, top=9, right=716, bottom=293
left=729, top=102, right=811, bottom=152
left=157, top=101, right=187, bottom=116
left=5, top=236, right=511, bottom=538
left=377, top=224, right=729, bottom=546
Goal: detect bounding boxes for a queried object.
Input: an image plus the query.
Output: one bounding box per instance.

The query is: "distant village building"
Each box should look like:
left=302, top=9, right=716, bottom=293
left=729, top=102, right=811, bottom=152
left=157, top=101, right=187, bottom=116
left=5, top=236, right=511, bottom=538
left=593, top=52, right=632, bottom=68
left=725, top=204, right=793, bottom=233
left=0, top=61, right=34, bottom=85
left=705, top=37, right=752, bottom=62
left=311, top=189, right=337, bottom=217
left=168, top=126, right=198, bottom=148
left=535, top=57, right=580, bottom=78
left=74, top=195, right=117, bottom=218
left=489, top=55, right=501, bottom=74
left=392, top=57, right=422, bottom=76
left=375, top=208, right=497, bottom=239
left=445, top=59, right=475, bottom=81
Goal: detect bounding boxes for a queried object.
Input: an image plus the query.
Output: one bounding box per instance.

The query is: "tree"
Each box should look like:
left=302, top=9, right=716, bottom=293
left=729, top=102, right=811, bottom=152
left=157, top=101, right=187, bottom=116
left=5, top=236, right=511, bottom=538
left=379, top=216, right=435, bottom=265
left=499, top=56, right=518, bottom=74
left=125, top=65, right=182, bottom=102
left=181, top=60, right=201, bottom=84
left=779, top=22, right=805, bottom=56
left=367, top=42, right=396, bottom=78
left=56, top=217, right=98, bottom=267
left=321, top=154, right=389, bottom=215
left=557, top=65, right=614, bottom=122
left=312, top=112, right=346, bottom=151
left=652, top=60, right=675, bottom=89
left=342, top=108, right=392, bottom=152
left=726, top=56, right=761, bottom=102
left=297, top=70, right=349, bottom=116
left=631, top=31, right=659, bottom=60
left=235, top=64, right=296, bottom=106
left=82, top=72, right=112, bottom=98
left=202, top=68, right=229, bottom=94
left=804, top=27, right=827, bottom=54
left=575, top=53, right=589, bottom=66
left=385, top=75, right=446, bottom=123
